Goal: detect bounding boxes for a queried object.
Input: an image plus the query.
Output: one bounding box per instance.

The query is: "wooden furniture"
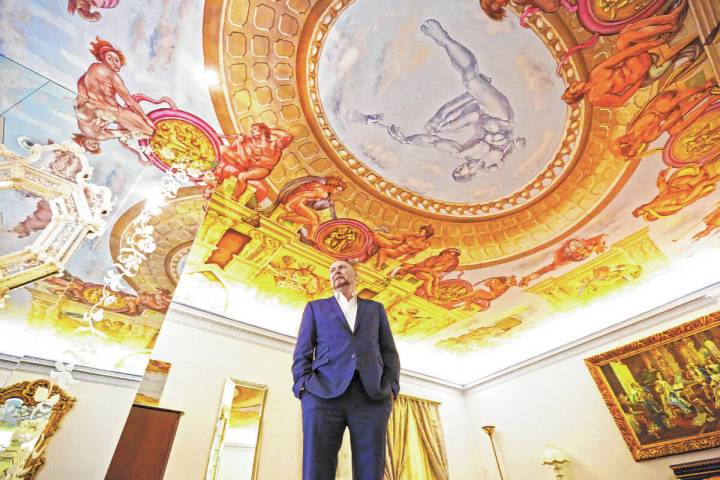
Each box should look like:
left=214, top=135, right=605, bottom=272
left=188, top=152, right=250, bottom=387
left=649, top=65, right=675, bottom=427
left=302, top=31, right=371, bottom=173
left=670, top=458, right=720, bottom=480
left=105, top=404, right=184, bottom=480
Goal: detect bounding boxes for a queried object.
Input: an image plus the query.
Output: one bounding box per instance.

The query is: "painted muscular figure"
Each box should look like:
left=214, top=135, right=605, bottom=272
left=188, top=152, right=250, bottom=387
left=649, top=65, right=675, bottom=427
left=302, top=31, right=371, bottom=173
left=213, top=123, right=293, bottom=203
left=520, top=235, right=608, bottom=287
left=562, top=0, right=687, bottom=108
left=612, top=80, right=718, bottom=159
left=633, top=164, right=720, bottom=221
left=444, top=275, right=517, bottom=311
left=372, top=225, right=434, bottom=269
left=382, top=19, right=524, bottom=182
left=256, top=175, right=347, bottom=240
left=73, top=38, right=154, bottom=155
left=395, top=248, right=461, bottom=299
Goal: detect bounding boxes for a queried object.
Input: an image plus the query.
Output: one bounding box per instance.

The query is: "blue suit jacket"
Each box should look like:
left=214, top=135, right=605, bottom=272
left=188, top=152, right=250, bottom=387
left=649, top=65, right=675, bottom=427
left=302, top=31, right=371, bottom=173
left=292, top=296, right=401, bottom=401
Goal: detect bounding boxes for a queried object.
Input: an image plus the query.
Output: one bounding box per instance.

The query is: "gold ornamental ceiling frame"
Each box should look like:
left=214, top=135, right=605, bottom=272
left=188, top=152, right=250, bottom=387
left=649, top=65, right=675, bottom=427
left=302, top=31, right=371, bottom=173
left=202, top=0, right=640, bottom=267
left=298, top=0, right=589, bottom=219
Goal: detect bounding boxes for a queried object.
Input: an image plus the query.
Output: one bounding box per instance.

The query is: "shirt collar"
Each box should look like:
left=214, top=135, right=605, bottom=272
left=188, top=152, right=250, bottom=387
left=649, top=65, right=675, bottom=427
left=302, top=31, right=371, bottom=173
left=334, top=291, right=357, bottom=304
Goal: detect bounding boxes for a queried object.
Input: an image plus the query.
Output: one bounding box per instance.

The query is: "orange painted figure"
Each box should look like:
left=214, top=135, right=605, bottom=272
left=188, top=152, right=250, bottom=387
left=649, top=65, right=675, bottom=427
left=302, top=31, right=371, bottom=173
left=256, top=175, right=347, bottom=240
left=612, top=80, right=718, bottom=159
left=73, top=38, right=154, bottom=155
left=479, top=0, right=566, bottom=20
left=444, top=275, right=517, bottom=311
left=212, top=123, right=293, bottom=203
left=395, top=248, right=461, bottom=299
left=634, top=163, right=720, bottom=221
left=371, top=224, right=435, bottom=269
left=44, top=274, right=171, bottom=315
left=693, top=203, right=720, bottom=240
left=562, top=0, right=687, bottom=108
left=67, top=0, right=119, bottom=22
left=520, top=235, right=608, bottom=287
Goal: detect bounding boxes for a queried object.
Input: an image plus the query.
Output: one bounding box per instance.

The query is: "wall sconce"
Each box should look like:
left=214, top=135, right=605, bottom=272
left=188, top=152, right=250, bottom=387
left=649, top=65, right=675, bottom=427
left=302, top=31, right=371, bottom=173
left=542, top=444, right=570, bottom=479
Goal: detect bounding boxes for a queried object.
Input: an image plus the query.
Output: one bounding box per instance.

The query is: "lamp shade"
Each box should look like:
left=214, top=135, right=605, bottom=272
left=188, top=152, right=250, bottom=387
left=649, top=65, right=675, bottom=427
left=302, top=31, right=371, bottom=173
left=542, top=444, right=569, bottom=465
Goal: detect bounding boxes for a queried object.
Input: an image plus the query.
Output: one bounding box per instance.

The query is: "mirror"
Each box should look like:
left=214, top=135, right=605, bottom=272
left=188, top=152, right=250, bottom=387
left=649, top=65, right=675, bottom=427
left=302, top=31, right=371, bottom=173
left=205, top=379, right=267, bottom=480
left=0, top=379, right=74, bottom=479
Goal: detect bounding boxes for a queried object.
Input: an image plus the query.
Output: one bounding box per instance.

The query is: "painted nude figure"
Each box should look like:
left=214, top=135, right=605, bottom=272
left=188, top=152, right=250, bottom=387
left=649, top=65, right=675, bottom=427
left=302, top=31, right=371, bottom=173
left=633, top=163, right=720, bottom=221
left=371, top=224, right=434, bottom=269
left=519, top=234, right=608, bottom=287
left=562, top=0, right=688, bottom=108
left=73, top=38, right=154, bottom=157
left=256, top=175, right=347, bottom=240
left=67, top=0, right=119, bottom=22
left=376, top=19, right=524, bottom=182
left=211, top=123, right=293, bottom=203
left=444, top=275, right=517, bottom=311
left=394, top=248, right=461, bottom=299
left=612, top=80, right=718, bottom=158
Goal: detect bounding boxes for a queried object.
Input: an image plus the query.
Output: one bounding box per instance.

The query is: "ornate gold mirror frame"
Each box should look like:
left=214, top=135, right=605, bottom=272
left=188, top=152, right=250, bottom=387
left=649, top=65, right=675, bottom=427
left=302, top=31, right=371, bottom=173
left=205, top=379, right=268, bottom=480
left=0, top=379, right=75, bottom=479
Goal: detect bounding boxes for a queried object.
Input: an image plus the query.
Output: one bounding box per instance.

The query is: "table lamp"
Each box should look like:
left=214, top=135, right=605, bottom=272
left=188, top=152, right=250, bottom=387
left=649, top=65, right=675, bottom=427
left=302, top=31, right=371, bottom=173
left=542, top=444, right=570, bottom=479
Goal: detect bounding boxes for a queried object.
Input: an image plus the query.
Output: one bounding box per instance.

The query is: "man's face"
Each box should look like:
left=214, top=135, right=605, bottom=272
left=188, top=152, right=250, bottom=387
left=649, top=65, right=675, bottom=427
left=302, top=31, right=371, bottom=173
left=84, top=139, right=101, bottom=154
left=329, top=261, right=356, bottom=291
left=250, top=125, right=265, bottom=139
left=103, top=52, right=122, bottom=72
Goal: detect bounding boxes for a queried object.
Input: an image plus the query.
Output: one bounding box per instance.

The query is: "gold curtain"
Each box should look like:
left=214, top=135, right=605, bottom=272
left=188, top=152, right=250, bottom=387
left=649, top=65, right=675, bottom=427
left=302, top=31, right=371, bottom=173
left=384, top=395, right=449, bottom=480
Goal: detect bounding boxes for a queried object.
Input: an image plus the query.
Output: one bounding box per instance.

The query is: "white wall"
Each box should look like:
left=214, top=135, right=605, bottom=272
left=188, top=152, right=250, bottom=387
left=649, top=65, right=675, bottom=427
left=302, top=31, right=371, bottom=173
left=153, top=308, right=482, bottom=480
left=2, top=369, right=137, bottom=480
left=464, top=302, right=720, bottom=480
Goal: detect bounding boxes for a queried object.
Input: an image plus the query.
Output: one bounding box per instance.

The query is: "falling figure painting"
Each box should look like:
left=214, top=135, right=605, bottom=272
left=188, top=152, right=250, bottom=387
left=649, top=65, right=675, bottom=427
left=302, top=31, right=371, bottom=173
left=357, top=19, right=525, bottom=183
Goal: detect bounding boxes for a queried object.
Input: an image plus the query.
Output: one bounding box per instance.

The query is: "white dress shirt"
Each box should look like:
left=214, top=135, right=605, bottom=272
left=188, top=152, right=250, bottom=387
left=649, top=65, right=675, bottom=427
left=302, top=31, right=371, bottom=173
left=334, top=291, right=358, bottom=332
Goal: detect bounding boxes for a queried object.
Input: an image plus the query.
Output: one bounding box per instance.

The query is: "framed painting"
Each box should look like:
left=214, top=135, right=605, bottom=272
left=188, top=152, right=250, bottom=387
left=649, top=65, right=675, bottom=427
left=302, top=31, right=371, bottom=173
left=586, top=311, right=720, bottom=460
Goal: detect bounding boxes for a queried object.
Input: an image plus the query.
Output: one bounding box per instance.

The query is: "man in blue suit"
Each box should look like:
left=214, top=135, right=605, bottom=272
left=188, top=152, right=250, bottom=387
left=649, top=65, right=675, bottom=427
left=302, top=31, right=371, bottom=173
left=292, top=260, right=401, bottom=480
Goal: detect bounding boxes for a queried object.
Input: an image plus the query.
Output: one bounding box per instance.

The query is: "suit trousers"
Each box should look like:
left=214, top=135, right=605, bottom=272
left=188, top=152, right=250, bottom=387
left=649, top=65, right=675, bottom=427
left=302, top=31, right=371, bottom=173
left=301, top=372, right=393, bottom=480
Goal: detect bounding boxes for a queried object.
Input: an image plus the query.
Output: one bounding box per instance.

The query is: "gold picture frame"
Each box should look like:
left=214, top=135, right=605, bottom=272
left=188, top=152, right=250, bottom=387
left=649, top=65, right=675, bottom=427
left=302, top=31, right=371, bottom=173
left=0, top=379, right=75, bottom=478
left=586, top=311, right=720, bottom=461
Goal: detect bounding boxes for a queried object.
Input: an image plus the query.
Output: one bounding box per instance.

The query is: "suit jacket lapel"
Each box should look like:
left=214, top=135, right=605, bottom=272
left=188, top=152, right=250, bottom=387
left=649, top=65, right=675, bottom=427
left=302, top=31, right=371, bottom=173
left=354, top=298, right=366, bottom=335
left=328, top=296, right=352, bottom=334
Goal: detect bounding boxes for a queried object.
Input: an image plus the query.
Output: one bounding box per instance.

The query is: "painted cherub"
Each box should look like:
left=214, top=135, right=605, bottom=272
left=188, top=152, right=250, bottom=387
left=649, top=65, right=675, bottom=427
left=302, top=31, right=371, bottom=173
left=67, top=0, right=119, bottom=22
left=371, top=224, right=435, bottom=269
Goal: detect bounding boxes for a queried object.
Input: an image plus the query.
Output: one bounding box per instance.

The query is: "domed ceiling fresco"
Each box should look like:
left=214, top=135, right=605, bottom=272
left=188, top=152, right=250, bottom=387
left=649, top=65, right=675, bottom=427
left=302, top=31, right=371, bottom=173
left=2, top=0, right=720, bottom=386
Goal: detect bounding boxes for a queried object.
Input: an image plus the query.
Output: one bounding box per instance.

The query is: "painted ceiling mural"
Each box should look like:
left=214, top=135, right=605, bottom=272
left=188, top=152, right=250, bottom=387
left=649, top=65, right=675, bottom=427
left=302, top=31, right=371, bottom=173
left=174, top=0, right=720, bottom=385
left=2, top=0, right=720, bottom=387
